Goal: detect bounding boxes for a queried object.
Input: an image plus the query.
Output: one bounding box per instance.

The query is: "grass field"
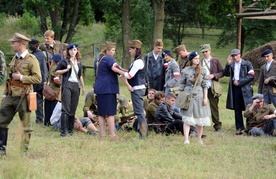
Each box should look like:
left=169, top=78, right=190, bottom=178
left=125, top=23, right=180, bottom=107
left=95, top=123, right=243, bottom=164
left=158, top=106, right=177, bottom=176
left=0, top=23, right=276, bottom=178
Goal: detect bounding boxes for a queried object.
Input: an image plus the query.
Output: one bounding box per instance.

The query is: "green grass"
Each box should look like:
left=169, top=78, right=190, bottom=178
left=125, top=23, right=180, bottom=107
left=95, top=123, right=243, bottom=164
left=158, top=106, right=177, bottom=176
left=0, top=20, right=275, bottom=179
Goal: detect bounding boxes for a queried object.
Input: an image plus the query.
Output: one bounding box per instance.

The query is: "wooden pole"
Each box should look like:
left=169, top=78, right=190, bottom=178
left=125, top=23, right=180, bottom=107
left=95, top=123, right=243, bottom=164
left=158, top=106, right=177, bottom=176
left=237, top=0, right=242, bottom=51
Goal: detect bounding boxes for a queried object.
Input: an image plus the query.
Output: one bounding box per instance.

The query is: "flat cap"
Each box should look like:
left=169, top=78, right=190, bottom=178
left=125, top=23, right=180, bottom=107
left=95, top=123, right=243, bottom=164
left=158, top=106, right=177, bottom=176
left=188, top=51, right=199, bottom=61
left=230, top=49, right=240, bottom=55
left=9, top=33, right=31, bottom=45
left=261, top=49, right=272, bottom=57
left=128, top=40, right=142, bottom=49
left=67, top=43, right=78, bottom=50
left=252, top=94, right=264, bottom=100
left=52, top=53, right=63, bottom=63
left=174, top=44, right=186, bottom=54
left=200, top=44, right=211, bottom=52
left=29, top=39, right=40, bottom=45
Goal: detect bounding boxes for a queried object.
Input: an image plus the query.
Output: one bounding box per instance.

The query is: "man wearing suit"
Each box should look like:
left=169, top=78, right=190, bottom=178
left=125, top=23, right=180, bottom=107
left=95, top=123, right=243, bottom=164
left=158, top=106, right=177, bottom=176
left=258, top=49, right=276, bottom=107
left=201, top=44, right=224, bottom=131
left=223, top=49, right=254, bottom=135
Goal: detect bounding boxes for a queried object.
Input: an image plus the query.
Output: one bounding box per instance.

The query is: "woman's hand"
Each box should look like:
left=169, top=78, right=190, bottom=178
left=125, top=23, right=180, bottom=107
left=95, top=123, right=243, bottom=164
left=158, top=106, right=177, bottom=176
left=127, top=85, right=133, bottom=92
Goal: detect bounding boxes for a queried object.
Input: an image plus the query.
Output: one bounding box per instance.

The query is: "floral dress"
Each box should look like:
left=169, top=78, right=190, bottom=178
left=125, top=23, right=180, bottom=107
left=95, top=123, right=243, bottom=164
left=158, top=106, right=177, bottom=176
left=179, top=66, right=211, bottom=126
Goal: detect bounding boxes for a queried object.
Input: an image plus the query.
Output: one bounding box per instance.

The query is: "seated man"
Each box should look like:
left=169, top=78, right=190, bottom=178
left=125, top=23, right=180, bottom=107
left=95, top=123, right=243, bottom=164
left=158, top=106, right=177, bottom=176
left=244, top=94, right=276, bottom=136
left=155, top=92, right=197, bottom=135
left=83, top=89, right=99, bottom=124
left=116, top=95, right=137, bottom=131
left=143, top=88, right=156, bottom=110
left=146, top=91, right=165, bottom=132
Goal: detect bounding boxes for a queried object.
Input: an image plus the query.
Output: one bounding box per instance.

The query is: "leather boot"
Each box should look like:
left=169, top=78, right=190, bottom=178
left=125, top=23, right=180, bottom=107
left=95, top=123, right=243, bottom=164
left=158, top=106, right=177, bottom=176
left=60, top=113, right=69, bottom=137
left=68, top=115, right=75, bottom=135
left=0, top=128, right=8, bottom=155
left=139, top=121, right=148, bottom=139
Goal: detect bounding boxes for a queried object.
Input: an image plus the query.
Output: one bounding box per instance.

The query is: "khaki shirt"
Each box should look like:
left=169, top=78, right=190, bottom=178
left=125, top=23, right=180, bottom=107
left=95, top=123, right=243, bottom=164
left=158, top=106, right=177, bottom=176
left=6, top=53, right=41, bottom=96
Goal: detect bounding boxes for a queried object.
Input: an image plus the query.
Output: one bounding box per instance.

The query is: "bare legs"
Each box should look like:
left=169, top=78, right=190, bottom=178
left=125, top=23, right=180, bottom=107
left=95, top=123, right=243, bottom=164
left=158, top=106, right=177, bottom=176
left=99, top=115, right=116, bottom=137
left=183, top=123, right=204, bottom=144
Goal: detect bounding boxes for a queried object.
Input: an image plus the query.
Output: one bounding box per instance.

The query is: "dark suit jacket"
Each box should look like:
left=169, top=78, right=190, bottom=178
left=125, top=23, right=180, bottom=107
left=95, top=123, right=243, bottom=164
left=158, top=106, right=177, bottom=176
left=258, top=60, right=276, bottom=96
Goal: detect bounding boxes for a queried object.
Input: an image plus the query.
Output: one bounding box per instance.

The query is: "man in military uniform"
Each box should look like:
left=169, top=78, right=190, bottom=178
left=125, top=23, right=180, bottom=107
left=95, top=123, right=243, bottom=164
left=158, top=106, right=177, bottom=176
left=174, top=44, right=190, bottom=70
left=0, top=33, right=42, bottom=156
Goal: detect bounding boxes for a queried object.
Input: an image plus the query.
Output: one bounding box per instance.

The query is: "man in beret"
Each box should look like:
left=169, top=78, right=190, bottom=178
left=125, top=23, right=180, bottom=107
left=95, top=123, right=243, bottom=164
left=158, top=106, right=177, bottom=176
left=144, top=39, right=165, bottom=91
left=173, top=44, right=190, bottom=70
left=201, top=44, right=224, bottom=131
left=29, top=39, right=48, bottom=124
left=223, top=48, right=254, bottom=135
left=0, top=33, right=42, bottom=156
left=258, top=49, right=276, bottom=107
left=244, top=93, right=276, bottom=136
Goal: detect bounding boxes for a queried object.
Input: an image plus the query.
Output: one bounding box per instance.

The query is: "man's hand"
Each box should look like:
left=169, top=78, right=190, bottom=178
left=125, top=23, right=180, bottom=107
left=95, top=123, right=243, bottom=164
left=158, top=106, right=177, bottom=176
left=12, top=71, right=22, bottom=81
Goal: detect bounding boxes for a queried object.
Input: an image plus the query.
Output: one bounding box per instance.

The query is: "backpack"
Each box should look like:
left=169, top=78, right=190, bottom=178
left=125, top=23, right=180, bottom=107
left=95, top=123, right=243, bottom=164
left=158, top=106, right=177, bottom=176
left=0, top=51, right=7, bottom=86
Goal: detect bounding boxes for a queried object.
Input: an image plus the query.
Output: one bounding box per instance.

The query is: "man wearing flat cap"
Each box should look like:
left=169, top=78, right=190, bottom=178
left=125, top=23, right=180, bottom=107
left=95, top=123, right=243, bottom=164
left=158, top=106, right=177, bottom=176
left=223, top=48, right=254, bottom=135
left=258, top=48, right=276, bottom=107
left=173, top=44, right=190, bottom=70
left=0, top=33, right=42, bottom=156
left=244, top=93, right=276, bottom=136
left=29, top=39, right=48, bottom=124
left=201, top=44, right=224, bottom=131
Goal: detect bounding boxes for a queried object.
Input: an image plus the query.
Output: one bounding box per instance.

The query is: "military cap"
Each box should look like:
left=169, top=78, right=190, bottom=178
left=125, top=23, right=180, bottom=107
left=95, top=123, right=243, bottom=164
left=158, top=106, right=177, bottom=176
left=261, top=49, right=272, bottom=57
left=103, top=42, right=116, bottom=49
left=230, top=49, right=240, bottom=55
left=200, top=44, right=211, bottom=52
left=67, top=43, right=78, bottom=50
left=128, top=40, right=142, bottom=49
left=9, top=33, right=31, bottom=45
left=188, top=51, right=199, bottom=61
left=118, top=95, right=129, bottom=107
left=252, top=94, right=264, bottom=100
left=29, top=39, right=40, bottom=45
left=174, top=44, right=186, bottom=54
left=52, top=53, right=63, bottom=62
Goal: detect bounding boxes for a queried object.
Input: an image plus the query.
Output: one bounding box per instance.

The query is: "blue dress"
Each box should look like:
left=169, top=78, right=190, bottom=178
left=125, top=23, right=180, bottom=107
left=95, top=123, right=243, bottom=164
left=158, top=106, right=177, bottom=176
left=94, top=56, right=119, bottom=116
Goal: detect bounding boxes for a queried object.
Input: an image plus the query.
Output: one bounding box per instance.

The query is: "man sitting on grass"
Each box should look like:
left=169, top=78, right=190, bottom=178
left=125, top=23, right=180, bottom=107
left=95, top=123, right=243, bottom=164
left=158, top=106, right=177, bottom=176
left=244, top=94, right=276, bottom=136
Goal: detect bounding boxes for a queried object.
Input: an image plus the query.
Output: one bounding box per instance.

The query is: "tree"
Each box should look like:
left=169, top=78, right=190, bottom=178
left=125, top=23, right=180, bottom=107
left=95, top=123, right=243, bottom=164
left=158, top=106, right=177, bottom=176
left=152, top=0, right=165, bottom=43
left=122, top=0, right=131, bottom=68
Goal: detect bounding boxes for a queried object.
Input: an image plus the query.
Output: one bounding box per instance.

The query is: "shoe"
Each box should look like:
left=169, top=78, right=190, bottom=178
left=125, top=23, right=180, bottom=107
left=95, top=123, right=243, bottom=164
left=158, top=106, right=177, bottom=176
left=189, top=131, right=197, bottom=137
left=184, top=140, right=190, bottom=144
left=214, top=128, right=221, bottom=132
left=236, top=129, right=244, bottom=135
left=86, top=131, right=98, bottom=135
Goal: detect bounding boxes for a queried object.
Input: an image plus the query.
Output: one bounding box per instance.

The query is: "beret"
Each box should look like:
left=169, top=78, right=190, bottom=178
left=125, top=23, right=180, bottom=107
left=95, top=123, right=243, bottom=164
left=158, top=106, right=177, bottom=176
left=200, top=44, right=211, bottom=52
left=188, top=51, right=199, bottom=61
left=163, top=50, right=172, bottom=55
left=128, top=40, right=142, bottom=49
left=29, top=39, right=40, bottom=45
left=261, top=49, right=272, bottom=57
left=230, top=49, right=240, bottom=55
left=252, top=94, right=264, bottom=100
left=52, top=53, right=63, bottom=62
left=67, top=43, right=78, bottom=50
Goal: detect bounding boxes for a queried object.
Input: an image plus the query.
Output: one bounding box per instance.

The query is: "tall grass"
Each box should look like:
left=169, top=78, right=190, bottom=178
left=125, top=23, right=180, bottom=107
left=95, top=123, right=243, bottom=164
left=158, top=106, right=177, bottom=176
left=0, top=19, right=275, bottom=179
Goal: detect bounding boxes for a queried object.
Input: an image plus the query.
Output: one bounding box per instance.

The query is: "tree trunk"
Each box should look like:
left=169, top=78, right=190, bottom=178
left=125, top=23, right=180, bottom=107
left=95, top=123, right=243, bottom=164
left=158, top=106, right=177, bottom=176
left=65, top=0, right=80, bottom=43
left=37, top=5, right=48, bottom=33
left=60, top=0, right=71, bottom=42
left=152, top=0, right=165, bottom=43
left=47, top=0, right=61, bottom=40
left=122, top=0, right=131, bottom=68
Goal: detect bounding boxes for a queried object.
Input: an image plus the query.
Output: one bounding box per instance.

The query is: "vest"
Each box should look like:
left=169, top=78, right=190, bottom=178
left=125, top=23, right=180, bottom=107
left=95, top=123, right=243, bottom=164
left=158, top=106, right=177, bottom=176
left=127, top=58, right=146, bottom=87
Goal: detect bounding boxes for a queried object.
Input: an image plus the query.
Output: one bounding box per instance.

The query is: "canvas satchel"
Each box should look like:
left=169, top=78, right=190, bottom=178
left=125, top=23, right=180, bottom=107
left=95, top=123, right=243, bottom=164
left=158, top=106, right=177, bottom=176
left=175, top=91, right=191, bottom=110
left=211, top=80, right=223, bottom=97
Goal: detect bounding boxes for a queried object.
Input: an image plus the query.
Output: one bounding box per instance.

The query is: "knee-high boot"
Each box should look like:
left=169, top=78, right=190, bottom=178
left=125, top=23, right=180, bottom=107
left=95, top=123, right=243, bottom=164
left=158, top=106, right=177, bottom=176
left=0, top=128, right=8, bottom=155
left=60, top=113, right=69, bottom=137
left=68, top=115, right=75, bottom=135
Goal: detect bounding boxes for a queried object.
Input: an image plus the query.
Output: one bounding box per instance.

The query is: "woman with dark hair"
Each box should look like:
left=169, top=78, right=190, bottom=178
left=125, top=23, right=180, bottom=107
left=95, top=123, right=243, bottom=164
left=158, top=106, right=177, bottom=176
left=55, top=43, right=85, bottom=137
left=179, top=51, right=211, bottom=145
left=117, top=40, right=148, bottom=138
left=94, top=42, right=125, bottom=139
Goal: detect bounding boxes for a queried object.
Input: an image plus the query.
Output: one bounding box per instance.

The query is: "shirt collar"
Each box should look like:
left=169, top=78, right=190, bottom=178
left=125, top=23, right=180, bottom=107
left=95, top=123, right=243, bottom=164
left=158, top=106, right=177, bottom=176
left=16, top=50, right=28, bottom=59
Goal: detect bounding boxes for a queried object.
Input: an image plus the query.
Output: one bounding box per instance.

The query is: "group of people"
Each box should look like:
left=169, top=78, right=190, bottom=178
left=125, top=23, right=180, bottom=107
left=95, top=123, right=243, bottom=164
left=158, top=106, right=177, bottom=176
left=0, top=31, right=275, bottom=157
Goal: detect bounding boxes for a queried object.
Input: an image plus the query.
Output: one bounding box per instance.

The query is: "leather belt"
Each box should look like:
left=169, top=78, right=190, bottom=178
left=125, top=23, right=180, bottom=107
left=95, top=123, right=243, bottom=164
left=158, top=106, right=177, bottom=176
left=10, top=81, right=30, bottom=88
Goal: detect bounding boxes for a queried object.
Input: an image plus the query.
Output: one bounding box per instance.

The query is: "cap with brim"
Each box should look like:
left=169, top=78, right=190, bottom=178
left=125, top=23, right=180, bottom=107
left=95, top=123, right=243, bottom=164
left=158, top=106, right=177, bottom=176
left=261, top=49, right=272, bottom=57
left=252, top=94, right=264, bottom=100
left=230, top=49, right=240, bottom=55
left=9, top=33, right=31, bottom=45
left=200, top=44, right=211, bottom=52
